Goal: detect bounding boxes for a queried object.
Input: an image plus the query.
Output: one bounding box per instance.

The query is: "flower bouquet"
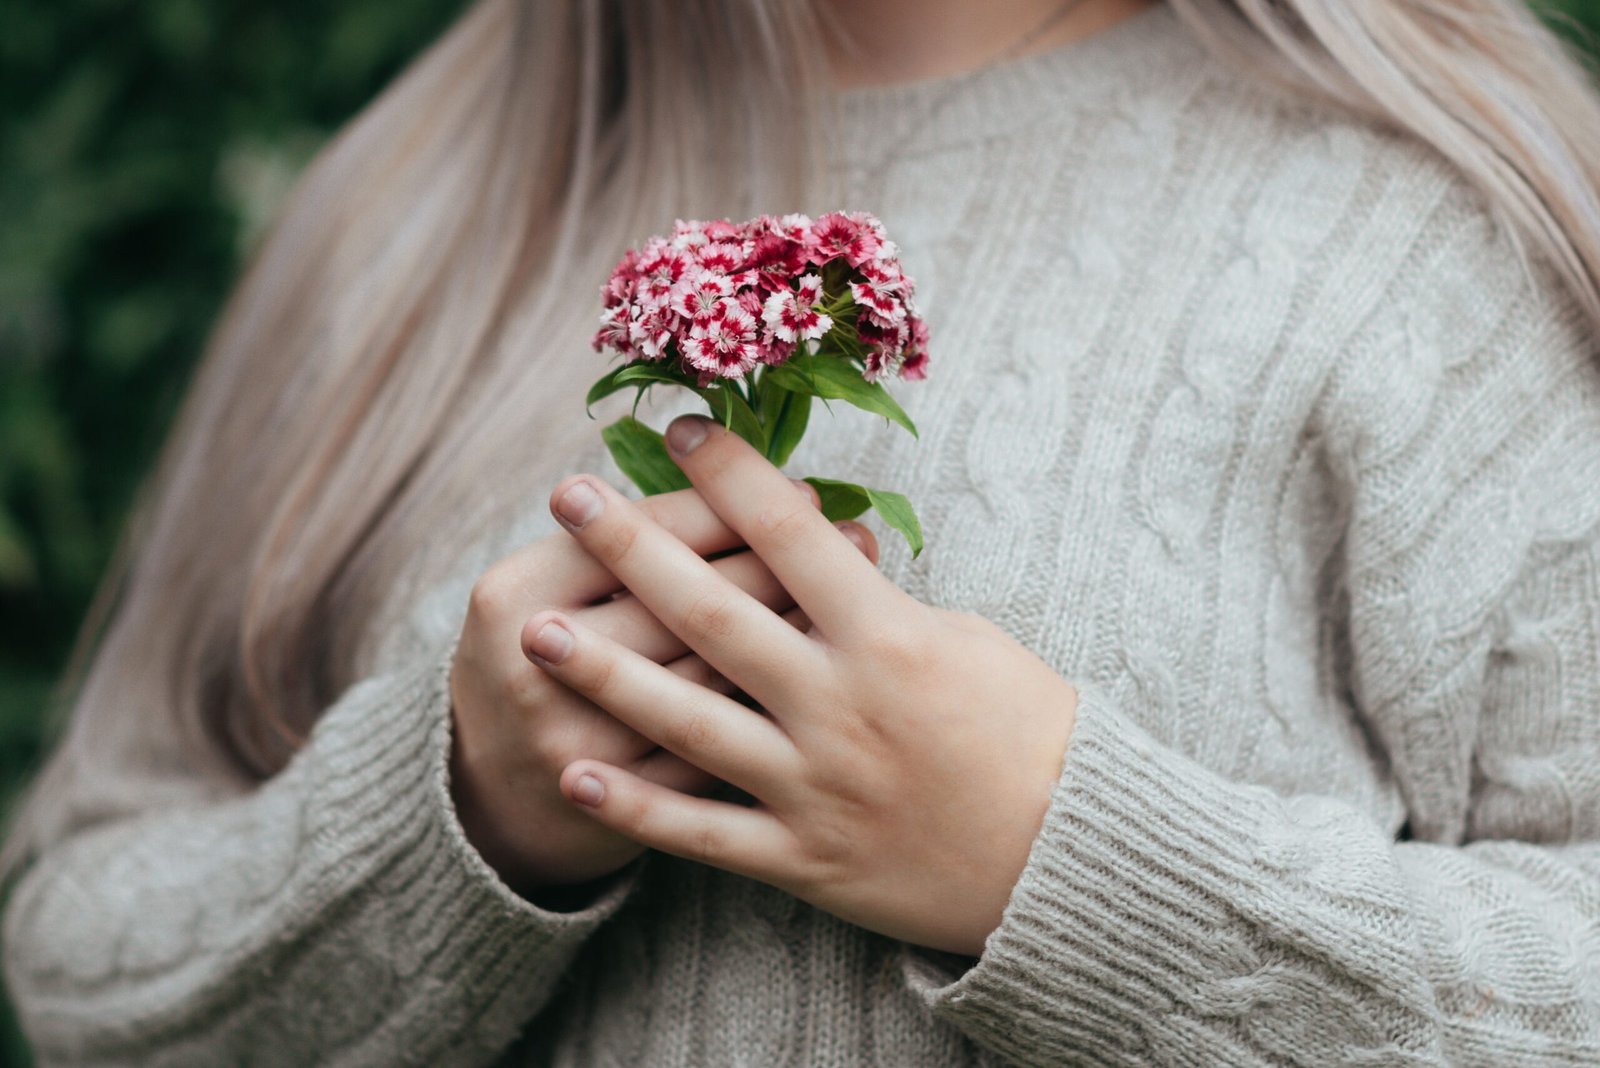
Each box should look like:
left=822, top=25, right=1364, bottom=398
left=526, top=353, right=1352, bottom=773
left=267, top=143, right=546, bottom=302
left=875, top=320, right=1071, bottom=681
left=587, top=211, right=929, bottom=554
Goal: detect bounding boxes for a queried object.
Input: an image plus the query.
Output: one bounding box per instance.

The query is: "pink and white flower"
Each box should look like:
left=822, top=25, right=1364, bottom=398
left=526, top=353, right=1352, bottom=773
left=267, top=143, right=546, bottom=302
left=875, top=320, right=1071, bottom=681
left=810, top=211, right=885, bottom=268
left=592, top=210, right=928, bottom=384
left=600, top=247, right=641, bottom=309
left=857, top=316, right=909, bottom=382
left=850, top=260, right=909, bottom=328
left=634, top=243, right=692, bottom=304
left=626, top=297, right=677, bottom=362
left=901, top=318, right=930, bottom=381
left=696, top=241, right=750, bottom=274
left=588, top=211, right=930, bottom=554
left=762, top=274, right=832, bottom=344
left=670, top=267, right=733, bottom=320
left=591, top=302, right=633, bottom=354
left=683, top=299, right=760, bottom=379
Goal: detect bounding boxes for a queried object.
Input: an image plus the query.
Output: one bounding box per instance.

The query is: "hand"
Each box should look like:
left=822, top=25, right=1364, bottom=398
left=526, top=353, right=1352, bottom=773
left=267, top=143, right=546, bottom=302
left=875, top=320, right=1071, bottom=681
left=526, top=415, right=1079, bottom=954
left=448, top=480, right=879, bottom=897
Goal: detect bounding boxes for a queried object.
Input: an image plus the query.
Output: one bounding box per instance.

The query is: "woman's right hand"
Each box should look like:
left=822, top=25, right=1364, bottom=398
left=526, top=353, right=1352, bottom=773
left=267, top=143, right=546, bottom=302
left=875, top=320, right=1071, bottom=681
left=448, top=479, right=878, bottom=900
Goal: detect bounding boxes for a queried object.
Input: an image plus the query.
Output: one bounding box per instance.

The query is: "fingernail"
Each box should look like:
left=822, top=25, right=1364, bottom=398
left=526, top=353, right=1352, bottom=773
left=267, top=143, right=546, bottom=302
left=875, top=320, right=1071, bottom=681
left=572, top=774, right=605, bottom=807
left=791, top=477, right=819, bottom=504
left=528, top=619, right=573, bottom=664
left=836, top=521, right=865, bottom=548
left=666, top=415, right=711, bottom=456
left=556, top=480, right=603, bottom=527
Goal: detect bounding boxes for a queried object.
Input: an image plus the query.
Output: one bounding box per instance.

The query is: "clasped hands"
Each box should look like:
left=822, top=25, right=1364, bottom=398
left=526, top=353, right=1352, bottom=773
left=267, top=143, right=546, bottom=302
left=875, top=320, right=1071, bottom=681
left=450, top=413, right=1078, bottom=956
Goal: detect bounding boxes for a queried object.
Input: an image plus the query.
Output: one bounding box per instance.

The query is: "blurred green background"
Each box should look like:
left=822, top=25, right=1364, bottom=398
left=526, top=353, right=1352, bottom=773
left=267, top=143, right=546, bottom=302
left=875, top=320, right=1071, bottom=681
left=3, top=1, right=1600, bottom=1064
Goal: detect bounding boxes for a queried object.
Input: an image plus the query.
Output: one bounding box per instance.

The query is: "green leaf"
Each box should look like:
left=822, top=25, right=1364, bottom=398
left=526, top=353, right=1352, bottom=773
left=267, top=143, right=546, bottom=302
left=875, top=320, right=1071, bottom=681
left=601, top=416, right=692, bottom=496
left=802, top=476, right=871, bottom=522
left=701, top=381, right=767, bottom=452
left=763, top=386, right=812, bottom=467
left=585, top=361, right=699, bottom=415
left=859, top=487, right=924, bottom=559
left=616, top=362, right=699, bottom=390
left=802, top=477, right=924, bottom=558
left=764, top=354, right=918, bottom=438
left=755, top=369, right=786, bottom=424
left=585, top=364, right=634, bottom=414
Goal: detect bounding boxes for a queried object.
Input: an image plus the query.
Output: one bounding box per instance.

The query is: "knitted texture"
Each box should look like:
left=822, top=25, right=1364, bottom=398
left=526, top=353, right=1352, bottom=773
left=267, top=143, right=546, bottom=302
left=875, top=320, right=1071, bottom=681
left=9, top=7, right=1600, bottom=1064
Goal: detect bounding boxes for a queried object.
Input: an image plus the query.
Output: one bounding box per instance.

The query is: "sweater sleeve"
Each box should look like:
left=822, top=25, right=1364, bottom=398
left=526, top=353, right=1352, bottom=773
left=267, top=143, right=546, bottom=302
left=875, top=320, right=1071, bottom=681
left=897, top=202, right=1600, bottom=1062
left=2, top=641, right=641, bottom=1066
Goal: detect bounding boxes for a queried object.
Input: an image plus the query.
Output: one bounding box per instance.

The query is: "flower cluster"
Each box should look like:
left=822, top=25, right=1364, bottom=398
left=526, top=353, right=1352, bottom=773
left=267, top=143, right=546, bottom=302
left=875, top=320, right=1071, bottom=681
left=593, top=211, right=929, bottom=385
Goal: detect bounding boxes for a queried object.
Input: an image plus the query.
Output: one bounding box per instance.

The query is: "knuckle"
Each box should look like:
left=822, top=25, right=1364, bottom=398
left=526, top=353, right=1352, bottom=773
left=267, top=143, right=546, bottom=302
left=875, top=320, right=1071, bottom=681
left=792, top=822, right=853, bottom=893
left=467, top=564, right=518, bottom=622
left=528, top=721, right=580, bottom=773
left=665, top=707, right=718, bottom=756
left=687, top=822, right=727, bottom=866
left=593, top=517, right=642, bottom=566
left=638, top=494, right=691, bottom=539
left=620, top=786, right=655, bottom=835
left=859, top=629, right=932, bottom=678
left=757, top=498, right=816, bottom=552
left=681, top=590, right=739, bottom=644
left=677, top=656, right=738, bottom=699
left=577, top=648, right=617, bottom=698
left=694, top=438, right=737, bottom=479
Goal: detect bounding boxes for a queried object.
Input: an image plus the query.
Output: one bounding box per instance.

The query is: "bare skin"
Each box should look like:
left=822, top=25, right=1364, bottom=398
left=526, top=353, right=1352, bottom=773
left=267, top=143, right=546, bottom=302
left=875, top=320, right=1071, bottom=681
left=449, top=0, right=1151, bottom=935
left=448, top=480, right=877, bottom=900
left=818, top=0, right=1160, bottom=89
left=537, top=417, right=1080, bottom=956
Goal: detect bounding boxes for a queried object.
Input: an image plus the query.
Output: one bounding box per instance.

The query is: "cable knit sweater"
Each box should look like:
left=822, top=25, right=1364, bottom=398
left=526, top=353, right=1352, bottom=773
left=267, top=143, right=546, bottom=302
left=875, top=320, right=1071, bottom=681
left=9, top=6, right=1600, bottom=1065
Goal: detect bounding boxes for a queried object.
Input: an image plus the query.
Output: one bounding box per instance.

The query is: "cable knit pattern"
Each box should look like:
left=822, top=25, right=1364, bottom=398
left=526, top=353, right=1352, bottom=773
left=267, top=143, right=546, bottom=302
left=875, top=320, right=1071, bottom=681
left=8, top=6, right=1600, bottom=1064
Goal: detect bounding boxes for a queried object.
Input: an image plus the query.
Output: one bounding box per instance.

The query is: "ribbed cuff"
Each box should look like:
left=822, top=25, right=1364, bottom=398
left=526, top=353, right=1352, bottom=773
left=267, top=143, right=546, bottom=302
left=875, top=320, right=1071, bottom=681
left=297, top=643, right=642, bottom=1058
left=899, top=683, right=1284, bottom=1067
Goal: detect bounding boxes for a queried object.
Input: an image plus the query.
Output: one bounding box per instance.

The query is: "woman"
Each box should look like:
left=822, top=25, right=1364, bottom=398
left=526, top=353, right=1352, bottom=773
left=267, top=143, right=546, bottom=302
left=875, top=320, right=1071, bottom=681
left=6, top=0, right=1600, bottom=1063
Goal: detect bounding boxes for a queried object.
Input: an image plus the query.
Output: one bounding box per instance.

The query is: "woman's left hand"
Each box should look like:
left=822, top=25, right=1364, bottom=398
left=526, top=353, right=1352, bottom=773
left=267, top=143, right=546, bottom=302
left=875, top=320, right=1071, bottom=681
left=527, top=414, right=1079, bottom=956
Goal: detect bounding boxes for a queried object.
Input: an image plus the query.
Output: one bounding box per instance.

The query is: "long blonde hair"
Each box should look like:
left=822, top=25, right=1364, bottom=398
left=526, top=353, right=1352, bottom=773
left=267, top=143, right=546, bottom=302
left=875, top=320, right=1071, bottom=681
left=8, top=0, right=1600, bottom=869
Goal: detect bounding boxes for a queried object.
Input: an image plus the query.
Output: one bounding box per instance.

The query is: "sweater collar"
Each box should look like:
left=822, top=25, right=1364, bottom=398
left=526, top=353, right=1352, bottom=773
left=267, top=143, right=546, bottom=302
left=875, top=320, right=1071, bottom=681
left=823, top=4, right=1197, bottom=170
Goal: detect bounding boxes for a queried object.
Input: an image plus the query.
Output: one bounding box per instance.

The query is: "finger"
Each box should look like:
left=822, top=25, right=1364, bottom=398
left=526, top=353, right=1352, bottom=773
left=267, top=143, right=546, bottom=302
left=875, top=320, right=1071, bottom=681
left=507, top=480, right=822, bottom=607
left=663, top=415, right=898, bottom=639
left=561, top=759, right=793, bottom=883
left=779, top=603, right=813, bottom=635
left=549, top=475, right=827, bottom=699
left=554, top=646, right=740, bottom=768
left=581, top=521, right=874, bottom=663
left=524, top=610, right=800, bottom=797
left=631, top=746, right=720, bottom=796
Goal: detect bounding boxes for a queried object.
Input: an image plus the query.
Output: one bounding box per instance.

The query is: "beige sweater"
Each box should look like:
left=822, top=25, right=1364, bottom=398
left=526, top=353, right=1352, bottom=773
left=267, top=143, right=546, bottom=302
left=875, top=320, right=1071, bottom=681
left=10, top=7, right=1600, bottom=1064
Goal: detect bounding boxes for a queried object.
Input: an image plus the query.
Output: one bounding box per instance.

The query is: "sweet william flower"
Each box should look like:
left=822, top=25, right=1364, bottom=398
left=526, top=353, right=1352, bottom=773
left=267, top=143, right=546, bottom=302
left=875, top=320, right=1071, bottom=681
left=901, top=318, right=931, bottom=381
left=810, top=211, right=885, bottom=268
left=591, top=302, right=632, bottom=355
left=635, top=243, right=692, bottom=303
left=858, top=316, right=910, bottom=383
left=670, top=267, right=733, bottom=320
left=684, top=299, right=761, bottom=381
left=762, top=274, right=832, bottom=344
left=588, top=211, right=932, bottom=556
left=627, top=298, right=676, bottom=362
left=696, top=241, right=749, bottom=274
left=850, top=260, right=909, bottom=328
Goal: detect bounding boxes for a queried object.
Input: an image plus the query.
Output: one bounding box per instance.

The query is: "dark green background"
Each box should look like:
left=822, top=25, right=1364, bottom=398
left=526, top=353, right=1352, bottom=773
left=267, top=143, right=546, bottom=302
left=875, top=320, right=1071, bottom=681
left=3, top=2, right=1598, bottom=1063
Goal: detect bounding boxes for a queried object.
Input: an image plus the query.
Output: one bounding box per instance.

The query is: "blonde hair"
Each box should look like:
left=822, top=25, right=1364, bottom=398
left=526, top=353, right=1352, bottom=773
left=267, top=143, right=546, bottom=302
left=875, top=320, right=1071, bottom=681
left=7, top=0, right=1600, bottom=870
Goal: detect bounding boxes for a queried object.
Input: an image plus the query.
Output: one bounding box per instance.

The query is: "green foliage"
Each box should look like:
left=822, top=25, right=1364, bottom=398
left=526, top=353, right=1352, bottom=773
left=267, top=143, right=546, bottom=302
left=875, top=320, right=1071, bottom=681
left=759, top=385, right=812, bottom=467
left=3, top=2, right=1600, bottom=1064
left=600, top=416, right=693, bottom=496
left=762, top=353, right=919, bottom=438
left=803, top=477, right=925, bottom=558
left=0, top=1, right=464, bottom=1063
